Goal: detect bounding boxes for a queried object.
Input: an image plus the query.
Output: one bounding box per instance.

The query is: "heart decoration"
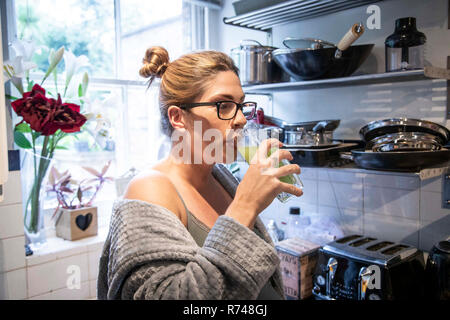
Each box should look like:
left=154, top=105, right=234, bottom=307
left=75, top=213, right=93, bottom=231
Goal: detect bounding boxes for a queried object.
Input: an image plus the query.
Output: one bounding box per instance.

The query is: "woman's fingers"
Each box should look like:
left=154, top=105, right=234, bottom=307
left=253, top=138, right=283, bottom=163
left=273, top=163, right=301, bottom=178
left=267, top=149, right=293, bottom=165
left=278, top=181, right=304, bottom=197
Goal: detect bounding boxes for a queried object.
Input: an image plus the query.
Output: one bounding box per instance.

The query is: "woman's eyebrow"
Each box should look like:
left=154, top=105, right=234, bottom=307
left=209, top=94, right=245, bottom=102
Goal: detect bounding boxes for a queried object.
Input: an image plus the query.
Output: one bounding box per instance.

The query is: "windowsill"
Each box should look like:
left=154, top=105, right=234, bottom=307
left=26, top=226, right=108, bottom=267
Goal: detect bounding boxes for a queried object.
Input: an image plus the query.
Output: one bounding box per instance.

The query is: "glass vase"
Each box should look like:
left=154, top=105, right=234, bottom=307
left=20, top=147, right=53, bottom=249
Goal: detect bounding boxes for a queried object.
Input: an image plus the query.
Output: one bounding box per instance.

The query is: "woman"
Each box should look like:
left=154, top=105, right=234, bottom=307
left=97, top=47, right=303, bottom=300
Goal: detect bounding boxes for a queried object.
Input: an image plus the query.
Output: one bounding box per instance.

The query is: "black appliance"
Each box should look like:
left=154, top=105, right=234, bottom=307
left=385, top=17, right=426, bottom=72
left=425, top=239, right=450, bottom=300
left=312, top=234, right=426, bottom=300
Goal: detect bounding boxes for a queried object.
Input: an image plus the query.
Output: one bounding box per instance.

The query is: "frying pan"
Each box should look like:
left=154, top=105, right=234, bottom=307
left=340, top=149, right=450, bottom=172
left=272, top=23, right=374, bottom=81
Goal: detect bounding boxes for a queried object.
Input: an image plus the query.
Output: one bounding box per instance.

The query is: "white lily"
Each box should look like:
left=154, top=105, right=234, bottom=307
left=3, top=39, right=38, bottom=94
left=63, top=50, right=89, bottom=96
left=11, top=39, right=36, bottom=63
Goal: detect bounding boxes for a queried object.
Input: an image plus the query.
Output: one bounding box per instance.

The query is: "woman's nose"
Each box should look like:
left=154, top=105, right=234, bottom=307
left=233, top=108, right=247, bottom=128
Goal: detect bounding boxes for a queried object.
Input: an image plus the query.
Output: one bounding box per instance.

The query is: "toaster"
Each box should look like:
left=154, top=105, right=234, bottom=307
left=312, top=234, right=426, bottom=300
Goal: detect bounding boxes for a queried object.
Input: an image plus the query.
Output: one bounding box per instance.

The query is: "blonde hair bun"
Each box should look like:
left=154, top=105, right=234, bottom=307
left=139, top=46, right=170, bottom=79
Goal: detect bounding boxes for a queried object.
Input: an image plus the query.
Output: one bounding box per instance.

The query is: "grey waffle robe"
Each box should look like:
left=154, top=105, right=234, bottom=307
left=97, top=163, right=285, bottom=300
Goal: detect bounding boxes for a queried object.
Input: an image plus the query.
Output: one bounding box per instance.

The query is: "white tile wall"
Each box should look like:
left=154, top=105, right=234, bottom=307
left=0, top=268, right=27, bottom=300
left=89, top=279, right=97, bottom=299
left=419, top=219, right=450, bottom=252
left=0, top=204, right=24, bottom=239
left=363, top=213, right=420, bottom=247
left=317, top=205, right=363, bottom=235
left=0, top=171, right=23, bottom=206
left=364, top=185, right=420, bottom=220
left=51, top=281, right=91, bottom=300
left=420, top=191, right=449, bottom=223
left=318, top=180, right=363, bottom=211
left=0, top=236, right=26, bottom=273
left=88, top=249, right=102, bottom=282
left=27, top=253, right=89, bottom=297
left=261, top=167, right=449, bottom=252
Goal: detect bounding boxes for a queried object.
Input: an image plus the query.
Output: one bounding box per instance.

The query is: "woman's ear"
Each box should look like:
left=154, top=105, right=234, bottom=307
left=167, top=105, right=186, bottom=131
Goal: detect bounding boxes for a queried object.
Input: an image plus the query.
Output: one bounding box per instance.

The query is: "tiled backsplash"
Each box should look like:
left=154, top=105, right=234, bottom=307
left=259, top=166, right=450, bottom=252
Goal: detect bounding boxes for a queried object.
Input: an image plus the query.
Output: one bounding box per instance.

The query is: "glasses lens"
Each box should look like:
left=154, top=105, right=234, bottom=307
left=242, top=103, right=257, bottom=120
left=218, top=101, right=238, bottom=120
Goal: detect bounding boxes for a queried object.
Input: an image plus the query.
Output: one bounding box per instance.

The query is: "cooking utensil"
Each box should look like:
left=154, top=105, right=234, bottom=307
left=273, top=23, right=373, bottom=80
left=230, top=39, right=288, bottom=85
left=369, top=132, right=443, bottom=152
left=282, top=142, right=363, bottom=167
left=359, top=118, right=450, bottom=146
left=245, top=111, right=341, bottom=147
left=340, top=148, right=450, bottom=172
left=425, top=239, right=450, bottom=300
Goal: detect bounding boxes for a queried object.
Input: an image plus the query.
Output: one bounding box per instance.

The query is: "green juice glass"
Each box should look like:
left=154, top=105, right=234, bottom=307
left=237, top=124, right=304, bottom=203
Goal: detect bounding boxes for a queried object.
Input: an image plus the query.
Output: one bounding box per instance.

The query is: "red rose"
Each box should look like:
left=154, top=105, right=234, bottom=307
left=11, top=84, right=87, bottom=136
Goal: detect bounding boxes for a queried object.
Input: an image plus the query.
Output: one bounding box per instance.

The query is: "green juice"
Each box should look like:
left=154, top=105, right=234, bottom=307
left=238, top=145, right=296, bottom=185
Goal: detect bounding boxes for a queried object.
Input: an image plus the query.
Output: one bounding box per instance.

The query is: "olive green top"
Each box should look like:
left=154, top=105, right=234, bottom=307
left=174, top=187, right=283, bottom=300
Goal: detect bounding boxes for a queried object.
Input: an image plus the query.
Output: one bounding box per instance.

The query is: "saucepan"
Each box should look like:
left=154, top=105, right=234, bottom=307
left=272, top=23, right=374, bottom=80
left=248, top=110, right=341, bottom=148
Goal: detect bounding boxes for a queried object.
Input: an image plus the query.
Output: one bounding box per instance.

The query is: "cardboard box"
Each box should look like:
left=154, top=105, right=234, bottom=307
left=275, top=237, right=320, bottom=300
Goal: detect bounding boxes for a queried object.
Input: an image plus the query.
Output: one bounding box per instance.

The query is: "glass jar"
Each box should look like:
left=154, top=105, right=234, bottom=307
left=385, top=17, right=426, bottom=72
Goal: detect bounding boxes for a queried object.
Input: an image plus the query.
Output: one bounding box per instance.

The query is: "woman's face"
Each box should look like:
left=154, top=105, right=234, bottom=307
left=184, top=70, right=247, bottom=164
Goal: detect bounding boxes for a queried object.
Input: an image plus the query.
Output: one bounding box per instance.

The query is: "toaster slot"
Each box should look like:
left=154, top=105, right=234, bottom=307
left=366, top=241, right=394, bottom=251
left=349, top=237, right=376, bottom=247
left=336, top=235, right=363, bottom=244
left=381, top=244, right=409, bottom=255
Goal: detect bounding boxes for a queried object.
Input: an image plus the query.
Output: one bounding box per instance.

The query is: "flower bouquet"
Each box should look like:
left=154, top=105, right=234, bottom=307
left=3, top=40, right=90, bottom=245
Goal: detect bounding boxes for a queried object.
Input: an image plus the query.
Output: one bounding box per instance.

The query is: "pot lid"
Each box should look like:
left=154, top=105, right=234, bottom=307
left=360, top=118, right=450, bottom=145
left=282, top=37, right=335, bottom=49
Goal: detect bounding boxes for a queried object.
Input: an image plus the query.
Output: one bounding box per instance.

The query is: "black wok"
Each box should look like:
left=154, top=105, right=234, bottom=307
left=340, top=149, right=450, bottom=172
left=273, top=44, right=374, bottom=80
left=273, top=23, right=374, bottom=81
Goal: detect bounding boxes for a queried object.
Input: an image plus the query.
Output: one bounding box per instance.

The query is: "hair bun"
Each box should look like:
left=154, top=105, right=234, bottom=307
left=139, top=46, right=170, bottom=79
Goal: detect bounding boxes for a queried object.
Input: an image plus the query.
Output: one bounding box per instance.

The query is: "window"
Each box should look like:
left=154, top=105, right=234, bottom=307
left=9, top=0, right=217, bottom=229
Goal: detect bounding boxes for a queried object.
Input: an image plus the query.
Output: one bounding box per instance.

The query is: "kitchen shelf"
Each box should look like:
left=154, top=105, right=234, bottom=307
left=242, top=69, right=439, bottom=93
left=223, top=0, right=384, bottom=31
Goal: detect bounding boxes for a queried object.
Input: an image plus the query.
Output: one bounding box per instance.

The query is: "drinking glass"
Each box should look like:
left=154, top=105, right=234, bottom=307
left=237, top=123, right=304, bottom=203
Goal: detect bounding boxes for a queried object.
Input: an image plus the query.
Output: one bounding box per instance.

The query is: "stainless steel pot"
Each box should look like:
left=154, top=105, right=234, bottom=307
left=258, top=117, right=341, bottom=147
left=230, top=39, right=289, bottom=85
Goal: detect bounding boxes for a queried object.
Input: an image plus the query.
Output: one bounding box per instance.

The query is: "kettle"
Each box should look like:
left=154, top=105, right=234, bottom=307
left=425, top=239, right=450, bottom=300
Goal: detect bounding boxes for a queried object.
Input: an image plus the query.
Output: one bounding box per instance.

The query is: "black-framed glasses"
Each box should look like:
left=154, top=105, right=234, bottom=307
left=179, top=101, right=257, bottom=120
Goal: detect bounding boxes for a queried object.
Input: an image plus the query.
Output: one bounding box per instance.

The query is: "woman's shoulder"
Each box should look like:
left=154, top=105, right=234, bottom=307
left=123, top=169, right=186, bottom=225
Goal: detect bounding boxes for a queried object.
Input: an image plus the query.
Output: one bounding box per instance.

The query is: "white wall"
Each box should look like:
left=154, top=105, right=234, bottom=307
left=217, top=0, right=450, bottom=251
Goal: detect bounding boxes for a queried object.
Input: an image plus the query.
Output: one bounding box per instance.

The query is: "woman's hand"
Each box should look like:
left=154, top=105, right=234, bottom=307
left=225, top=138, right=303, bottom=229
